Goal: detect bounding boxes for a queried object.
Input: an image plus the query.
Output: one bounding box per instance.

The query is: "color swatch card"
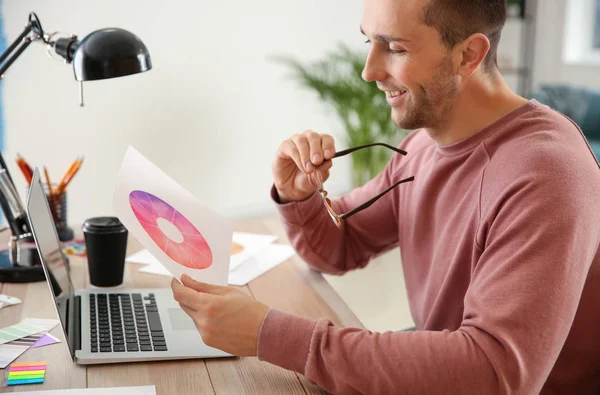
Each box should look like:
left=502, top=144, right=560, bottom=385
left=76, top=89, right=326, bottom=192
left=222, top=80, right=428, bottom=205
left=0, top=320, right=59, bottom=368
left=0, top=332, right=47, bottom=368
left=0, top=318, right=59, bottom=345
left=6, top=362, right=46, bottom=386
left=31, top=333, right=61, bottom=349
left=113, top=146, right=233, bottom=285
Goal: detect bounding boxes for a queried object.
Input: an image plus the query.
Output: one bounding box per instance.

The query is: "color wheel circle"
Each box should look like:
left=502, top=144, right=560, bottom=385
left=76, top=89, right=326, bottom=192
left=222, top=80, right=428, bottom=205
left=129, top=190, right=213, bottom=269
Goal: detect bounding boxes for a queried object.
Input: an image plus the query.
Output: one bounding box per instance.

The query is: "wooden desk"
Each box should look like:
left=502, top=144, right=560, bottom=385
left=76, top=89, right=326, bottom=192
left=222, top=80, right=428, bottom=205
left=0, top=216, right=363, bottom=394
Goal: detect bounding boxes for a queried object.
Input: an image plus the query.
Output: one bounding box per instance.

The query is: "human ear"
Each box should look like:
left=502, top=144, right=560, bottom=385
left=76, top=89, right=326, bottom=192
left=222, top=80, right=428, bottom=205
left=456, top=33, right=490, bottom=78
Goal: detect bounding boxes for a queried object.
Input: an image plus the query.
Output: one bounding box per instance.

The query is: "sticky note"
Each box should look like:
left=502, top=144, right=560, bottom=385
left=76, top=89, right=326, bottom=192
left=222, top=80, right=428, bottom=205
left=10, top=365, right=47, bottom=371
left=7, top=378, right=45, bottom=385
left=10, top=361, right=47, bottom=367
left=6, top=361, right=46, bottom=386
left=9, top=369, right=45, bottom=376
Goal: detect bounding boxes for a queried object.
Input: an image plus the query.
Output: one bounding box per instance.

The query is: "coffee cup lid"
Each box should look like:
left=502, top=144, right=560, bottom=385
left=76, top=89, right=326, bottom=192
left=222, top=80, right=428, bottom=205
left=82, top=217, right=127, bottom=234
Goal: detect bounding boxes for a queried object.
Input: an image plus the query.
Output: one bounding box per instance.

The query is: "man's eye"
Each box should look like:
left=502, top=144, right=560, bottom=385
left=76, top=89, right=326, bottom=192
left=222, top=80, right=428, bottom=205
left=364, top=39, right=371, bottom=44
left=388, top=47, right=406, bottom=55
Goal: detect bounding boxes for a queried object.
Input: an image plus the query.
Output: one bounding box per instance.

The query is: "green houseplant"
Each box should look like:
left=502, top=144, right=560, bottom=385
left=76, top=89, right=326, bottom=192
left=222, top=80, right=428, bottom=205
left=273, top=43, right=408, bottom=187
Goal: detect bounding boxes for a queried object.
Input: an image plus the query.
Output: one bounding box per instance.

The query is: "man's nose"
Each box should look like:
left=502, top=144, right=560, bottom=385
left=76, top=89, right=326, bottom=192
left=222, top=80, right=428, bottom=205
left=362, top=49, right=387, bottom=82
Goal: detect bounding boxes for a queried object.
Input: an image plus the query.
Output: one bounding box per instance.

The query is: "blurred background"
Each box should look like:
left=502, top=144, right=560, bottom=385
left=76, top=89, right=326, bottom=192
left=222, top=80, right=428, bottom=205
left=1, top=0, right=599, bottom=332
left=0, top=0, right=367, bottom=224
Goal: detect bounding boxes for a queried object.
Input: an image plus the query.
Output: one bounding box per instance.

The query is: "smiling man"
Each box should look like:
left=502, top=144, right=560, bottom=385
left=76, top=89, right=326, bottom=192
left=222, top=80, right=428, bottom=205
left=172, top=0, right=600, bottom=394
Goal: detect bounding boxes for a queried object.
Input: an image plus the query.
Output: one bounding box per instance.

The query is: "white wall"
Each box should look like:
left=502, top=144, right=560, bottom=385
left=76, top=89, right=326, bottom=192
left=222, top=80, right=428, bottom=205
left=533, top=0, right=600, bottom=89
left=2, top=0, right=365, bottom=224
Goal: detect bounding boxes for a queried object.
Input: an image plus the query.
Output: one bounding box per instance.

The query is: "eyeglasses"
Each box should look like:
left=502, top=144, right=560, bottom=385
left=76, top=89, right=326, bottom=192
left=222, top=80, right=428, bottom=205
left=313, top=142, right=415, bottom=229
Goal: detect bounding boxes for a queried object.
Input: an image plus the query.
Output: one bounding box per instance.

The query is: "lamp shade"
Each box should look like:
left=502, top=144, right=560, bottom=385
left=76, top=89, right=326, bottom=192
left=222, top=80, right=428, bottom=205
left=72, top=28, right=151, bottom=81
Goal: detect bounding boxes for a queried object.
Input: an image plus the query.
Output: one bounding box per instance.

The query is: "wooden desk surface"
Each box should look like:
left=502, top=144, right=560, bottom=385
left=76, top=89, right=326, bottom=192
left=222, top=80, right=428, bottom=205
left=0, top=216, right=363, bottom=394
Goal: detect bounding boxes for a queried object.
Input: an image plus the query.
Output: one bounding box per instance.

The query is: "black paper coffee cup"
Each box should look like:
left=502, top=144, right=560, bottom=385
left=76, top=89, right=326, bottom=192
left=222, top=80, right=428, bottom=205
left=82, top=217, right=128, bottom=287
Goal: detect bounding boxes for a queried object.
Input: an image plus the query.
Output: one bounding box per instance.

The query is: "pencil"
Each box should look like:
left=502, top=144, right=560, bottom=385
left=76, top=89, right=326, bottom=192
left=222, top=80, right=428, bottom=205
left=15, top=154, right=33, bottom=185
left=55, top=157, right=83, bottom=195
left=43, top=166, right=59, bottom=222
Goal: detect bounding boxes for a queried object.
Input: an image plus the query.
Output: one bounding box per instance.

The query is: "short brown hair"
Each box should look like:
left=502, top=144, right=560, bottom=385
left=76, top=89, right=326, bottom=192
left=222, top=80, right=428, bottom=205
left=421, top=0, right=507, bottom=71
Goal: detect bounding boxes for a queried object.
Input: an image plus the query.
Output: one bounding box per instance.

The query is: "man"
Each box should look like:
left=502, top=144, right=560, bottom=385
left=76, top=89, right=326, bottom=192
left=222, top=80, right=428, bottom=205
left=172, top=0, right=600, bottom=393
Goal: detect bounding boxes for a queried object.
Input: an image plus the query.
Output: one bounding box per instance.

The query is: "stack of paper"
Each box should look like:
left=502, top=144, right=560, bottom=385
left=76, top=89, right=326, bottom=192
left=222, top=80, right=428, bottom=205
left=0, top=318, right=60, bottom=368
left=126, top=232, right=296, bottom=286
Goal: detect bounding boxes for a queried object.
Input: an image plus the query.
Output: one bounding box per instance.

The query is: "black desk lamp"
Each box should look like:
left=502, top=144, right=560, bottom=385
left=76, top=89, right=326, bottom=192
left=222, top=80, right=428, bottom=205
left=0, top=12, right=152, bottom=282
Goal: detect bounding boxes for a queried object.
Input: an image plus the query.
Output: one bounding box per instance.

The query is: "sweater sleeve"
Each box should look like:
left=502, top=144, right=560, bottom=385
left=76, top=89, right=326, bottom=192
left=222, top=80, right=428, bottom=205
left=271, top=157, right=404, bottom=275
left=258, top=147, right=600, bottom=394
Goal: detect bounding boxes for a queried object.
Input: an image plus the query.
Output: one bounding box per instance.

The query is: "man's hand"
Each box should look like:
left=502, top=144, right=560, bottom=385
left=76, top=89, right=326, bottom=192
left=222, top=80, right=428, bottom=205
left=272, top=130, right=336, bottom=203
left=171, top=274, right=270, bottom=356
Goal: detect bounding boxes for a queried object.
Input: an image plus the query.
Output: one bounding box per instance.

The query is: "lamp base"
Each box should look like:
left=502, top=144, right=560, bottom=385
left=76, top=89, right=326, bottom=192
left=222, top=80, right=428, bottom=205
left=0, top=247, right=46, bottom=283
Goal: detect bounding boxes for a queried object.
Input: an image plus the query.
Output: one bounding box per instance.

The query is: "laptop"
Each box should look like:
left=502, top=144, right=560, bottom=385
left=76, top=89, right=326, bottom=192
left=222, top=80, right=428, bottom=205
left=26, top=168, right=231, bottom=364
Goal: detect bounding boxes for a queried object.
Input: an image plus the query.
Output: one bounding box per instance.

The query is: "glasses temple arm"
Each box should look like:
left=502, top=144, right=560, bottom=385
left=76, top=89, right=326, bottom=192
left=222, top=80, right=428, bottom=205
left=333, top=143, right=407, bottom=158
left=339, top=176, right=415, bottom=220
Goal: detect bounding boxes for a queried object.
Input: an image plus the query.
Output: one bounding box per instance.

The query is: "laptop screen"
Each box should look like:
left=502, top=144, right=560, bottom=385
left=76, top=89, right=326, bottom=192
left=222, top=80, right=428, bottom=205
left=26, top=168, right=75, bottom=359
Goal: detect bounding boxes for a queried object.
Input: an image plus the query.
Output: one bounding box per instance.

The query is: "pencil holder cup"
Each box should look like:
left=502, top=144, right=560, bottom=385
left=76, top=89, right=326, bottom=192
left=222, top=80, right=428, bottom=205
left=48, top=188, right=74, bottom=242
left=25, top=183, right=74, bottom=242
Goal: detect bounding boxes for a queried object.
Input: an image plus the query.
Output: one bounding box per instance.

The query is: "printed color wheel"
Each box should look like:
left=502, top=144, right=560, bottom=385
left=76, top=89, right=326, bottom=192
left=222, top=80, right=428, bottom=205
left=129, top=190, right=213, bottom=269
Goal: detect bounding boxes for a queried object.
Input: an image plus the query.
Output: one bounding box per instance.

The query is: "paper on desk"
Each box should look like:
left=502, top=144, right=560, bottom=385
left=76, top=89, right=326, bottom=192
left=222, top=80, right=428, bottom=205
left=229, top=232, right=278, bottom=270
left=228, top=244, right=296, bottom=286
left=31, top=333, right=61, bottom=348
left=127, top=232, right=277, bottom=269
left=138, top=261, right=170, bottom=276
left=113, top=146, right=232, bottom=285
left=0, top=332, right=47, bottom=368
left=125, top=249, right=159, bottom=265
left=136, top=244, right=296, bottom=286
left=1, top=385, right=157, bottom=395
left=0, top=294, right=21, bottom=310
left=0, top=318, right=59, bottom=345
left=0, top=319, right=59, bottom=368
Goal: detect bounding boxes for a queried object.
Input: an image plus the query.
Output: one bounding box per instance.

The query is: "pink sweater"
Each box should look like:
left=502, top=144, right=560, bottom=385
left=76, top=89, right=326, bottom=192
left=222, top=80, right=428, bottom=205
left=257, top=100, right=600, bottom=394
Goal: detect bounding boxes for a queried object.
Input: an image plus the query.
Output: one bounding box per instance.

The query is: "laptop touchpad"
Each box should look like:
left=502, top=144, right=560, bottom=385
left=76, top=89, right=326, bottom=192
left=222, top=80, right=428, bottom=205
left=167, top=308, right=197, bottom=330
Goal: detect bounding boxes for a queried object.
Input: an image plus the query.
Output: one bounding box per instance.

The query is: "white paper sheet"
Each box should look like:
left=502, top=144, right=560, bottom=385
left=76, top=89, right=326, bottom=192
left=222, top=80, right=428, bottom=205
left=3, top=386, right=156, bottom=395
left=229, top=232, right=278, bottom=270
left=125, top=249, right=159, bottom=265
left=137, top=244, right=296, bottom=286
left=228, top=244, right=296, bottom=286
left=113, top=146, right=232, bottom=285
left=126, top=232, right=277, bottom=270
left=0, top=294, right=21, bottom=310
left=139, top=261, right=170, bottom=276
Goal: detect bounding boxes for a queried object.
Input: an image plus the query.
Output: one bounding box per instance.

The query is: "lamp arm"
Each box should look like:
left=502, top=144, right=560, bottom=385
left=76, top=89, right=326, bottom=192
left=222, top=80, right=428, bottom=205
left=0, top=13, right=46, bottom=79
left=0, top=23, right=36, bottom=66
left=0, top=38, right=34, bottom=79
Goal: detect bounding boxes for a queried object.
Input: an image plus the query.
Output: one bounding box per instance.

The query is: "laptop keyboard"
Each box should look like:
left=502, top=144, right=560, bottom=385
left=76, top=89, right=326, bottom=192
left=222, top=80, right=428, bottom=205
left=89, top=293, right=168, bottom=353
